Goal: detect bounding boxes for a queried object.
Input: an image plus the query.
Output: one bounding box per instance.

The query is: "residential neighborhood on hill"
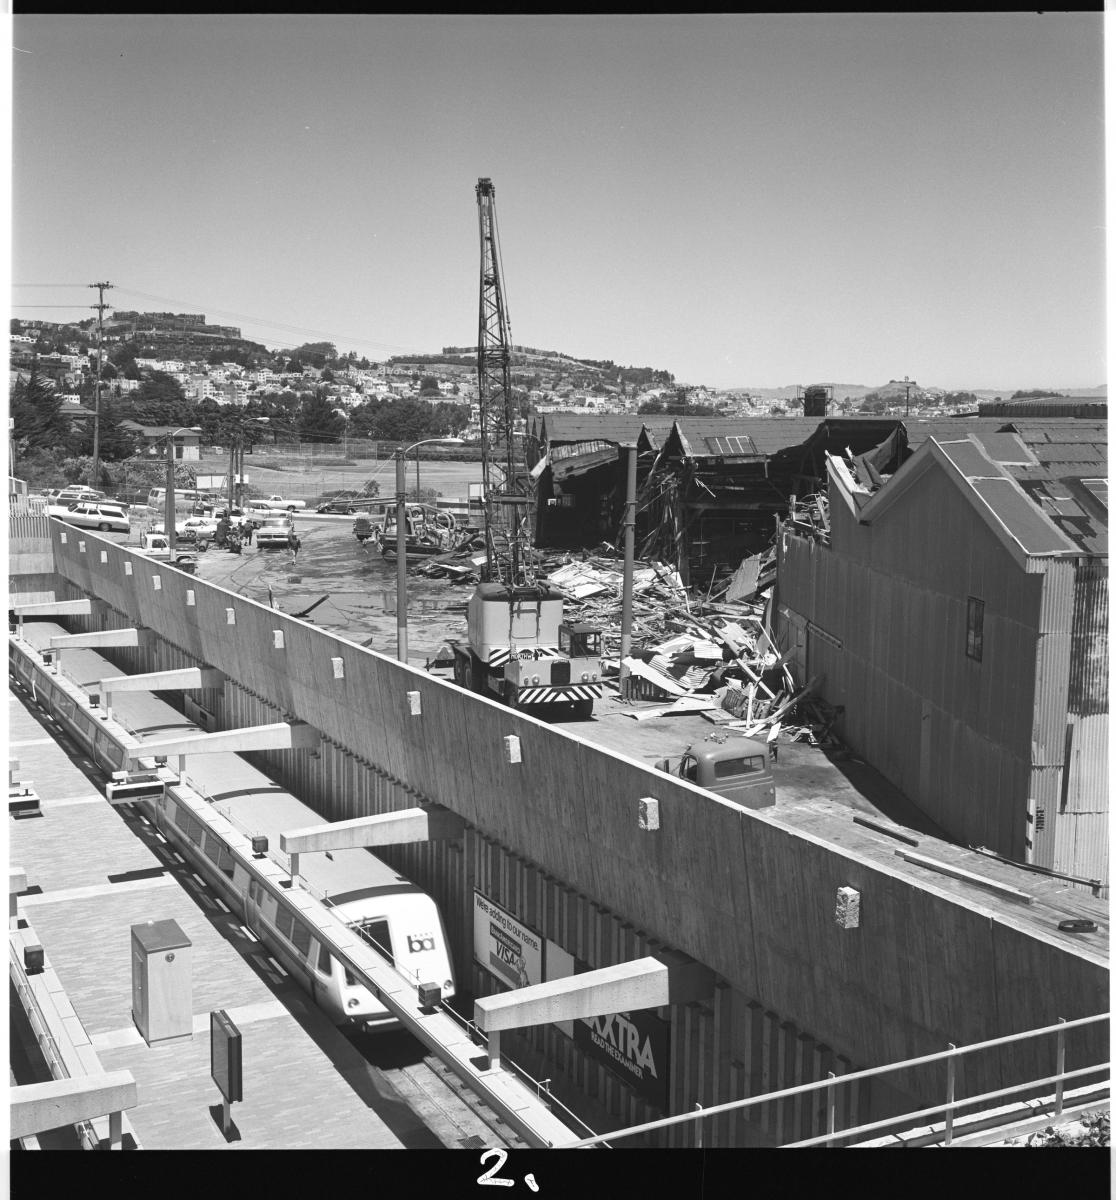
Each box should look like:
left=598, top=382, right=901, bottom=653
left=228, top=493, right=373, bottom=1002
left=9, top=312, right=1107, bottom=490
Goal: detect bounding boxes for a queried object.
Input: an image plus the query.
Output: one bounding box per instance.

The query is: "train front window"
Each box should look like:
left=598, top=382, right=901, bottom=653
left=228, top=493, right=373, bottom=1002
left=355, top=918, right=394, bottom=963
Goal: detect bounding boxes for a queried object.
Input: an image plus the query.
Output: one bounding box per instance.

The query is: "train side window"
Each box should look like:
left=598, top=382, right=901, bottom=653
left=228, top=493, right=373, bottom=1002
left=248, top=880, right=259, bottom=904
left=292, top=921, right=311, bottom=958
left=174, top=803, right=191, bottom=829
left=317, top=944, right=333, bottom=975
left=57, top=697, right=76, bottom=724
left=276, top=907, right=294, bottom=940
left=344, top=966, right=358, bottom=987
left=99, top=738, right=124, bottom=770
left=203, top=833, right=222, bottom=864
left=216, top=845, right=235, bottom=879
left=185, top=816, right=203, bottom=845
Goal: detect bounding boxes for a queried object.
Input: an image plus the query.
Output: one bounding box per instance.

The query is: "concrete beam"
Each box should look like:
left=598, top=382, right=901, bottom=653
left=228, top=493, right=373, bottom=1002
left=280, top=805, right=466, bottom=855
left=11, top=599, right=92, bottom=617
left=10, top=1071, right=138, bottom=1141
left=10, top=867, right=28, bottom=896
left=126, top=722, right=319, bottom=766
left=100, top=667, right=225, bottom=694
left=475, top=958, right=669, bottom=1033
left=50, top=628, right=155, bottom=650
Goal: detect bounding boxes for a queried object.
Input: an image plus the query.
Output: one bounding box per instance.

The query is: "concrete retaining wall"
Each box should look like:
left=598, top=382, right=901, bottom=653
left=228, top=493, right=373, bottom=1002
left=31, top=526, right=1111, bottom=1142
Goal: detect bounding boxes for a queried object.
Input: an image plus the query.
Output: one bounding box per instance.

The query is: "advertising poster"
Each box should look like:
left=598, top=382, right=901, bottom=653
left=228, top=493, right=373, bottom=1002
left=574, top=1005, right=672, bottom=1111
left=544, top=940, right=576, bottom=1038
left=472, top=891, right=543, bottom=990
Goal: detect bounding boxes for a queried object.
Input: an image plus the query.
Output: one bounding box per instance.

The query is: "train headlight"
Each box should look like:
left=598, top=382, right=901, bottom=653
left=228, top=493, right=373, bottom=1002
left=581, top=672, right=589, bottom=682
left=531, top=675, right=540, bottom=685
left=443, top=979, right=454, bottom=993
left=347, top=997, right=361, bottom=1009
left=591, top=672, right=599, bottom=681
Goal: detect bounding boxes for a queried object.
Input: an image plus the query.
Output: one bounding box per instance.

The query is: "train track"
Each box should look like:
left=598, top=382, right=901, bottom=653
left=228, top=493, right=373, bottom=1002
left=372, top=1047, right=531, bottom=1150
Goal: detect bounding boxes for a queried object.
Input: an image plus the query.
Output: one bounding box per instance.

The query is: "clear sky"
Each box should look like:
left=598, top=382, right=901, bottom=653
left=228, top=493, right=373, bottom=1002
left=8, top=14, right=1107, bottom=391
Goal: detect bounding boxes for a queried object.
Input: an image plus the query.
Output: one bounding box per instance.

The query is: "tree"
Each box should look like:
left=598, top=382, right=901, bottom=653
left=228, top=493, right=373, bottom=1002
left=130, top=371, right=192, bottom=425
left=419, top=375, right=441, bottom=396
left=10, top=364, right=74, bottom=453
left=297, top=389, right=347, bottom=443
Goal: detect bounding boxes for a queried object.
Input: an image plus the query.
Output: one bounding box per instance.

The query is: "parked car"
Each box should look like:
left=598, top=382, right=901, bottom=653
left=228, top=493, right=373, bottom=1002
left=181, top=516, right=219, bottom=542
left=47, top=486, right=105, bottom=506
left=56, top=501, right=131, bottom=533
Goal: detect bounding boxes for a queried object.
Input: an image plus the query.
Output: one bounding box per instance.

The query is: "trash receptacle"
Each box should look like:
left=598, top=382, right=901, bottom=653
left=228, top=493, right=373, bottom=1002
left=131, top=919, right=193, bottom=1045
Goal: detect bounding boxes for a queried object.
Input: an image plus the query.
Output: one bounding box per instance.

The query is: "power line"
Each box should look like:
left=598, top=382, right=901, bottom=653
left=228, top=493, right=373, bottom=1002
left=115, top=288, right=424, bottom=355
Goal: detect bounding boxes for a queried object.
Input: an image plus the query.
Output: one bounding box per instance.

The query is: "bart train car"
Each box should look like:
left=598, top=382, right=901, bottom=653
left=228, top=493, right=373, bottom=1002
left=9, top=621, right=456, bottom=1032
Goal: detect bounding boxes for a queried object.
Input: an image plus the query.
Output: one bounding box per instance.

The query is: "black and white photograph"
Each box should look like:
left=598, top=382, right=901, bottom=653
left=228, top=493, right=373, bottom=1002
left=6, top=12, right=1108, bottom=1178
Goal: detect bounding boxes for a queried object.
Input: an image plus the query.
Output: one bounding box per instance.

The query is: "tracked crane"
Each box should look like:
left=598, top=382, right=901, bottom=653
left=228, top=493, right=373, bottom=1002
left=451, top=178, right=605, bottom=717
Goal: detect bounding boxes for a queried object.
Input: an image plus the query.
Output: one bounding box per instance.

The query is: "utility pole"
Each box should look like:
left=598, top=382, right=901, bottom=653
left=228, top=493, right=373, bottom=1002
left=89, top=281, right=113, bottom=490
left=165, top=432, right=177, bottom=556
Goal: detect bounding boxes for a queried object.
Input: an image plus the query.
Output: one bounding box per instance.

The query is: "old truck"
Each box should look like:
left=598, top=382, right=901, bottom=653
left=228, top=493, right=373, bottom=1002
left=654, top=741, right=775, bottom=810
left=138, top=532, right=199, bottom=574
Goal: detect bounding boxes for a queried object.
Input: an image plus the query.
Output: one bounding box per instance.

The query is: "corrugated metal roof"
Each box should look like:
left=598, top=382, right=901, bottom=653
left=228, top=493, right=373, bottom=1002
left=968, top=477, right=1079, bottom=555
left=538, top=414, right=669, bottom=445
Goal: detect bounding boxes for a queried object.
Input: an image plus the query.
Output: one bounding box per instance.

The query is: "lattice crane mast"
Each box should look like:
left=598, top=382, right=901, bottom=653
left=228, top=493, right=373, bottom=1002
left=476, top=176, right=532, bottom=586
left=450, top=178, right=606, bottom=718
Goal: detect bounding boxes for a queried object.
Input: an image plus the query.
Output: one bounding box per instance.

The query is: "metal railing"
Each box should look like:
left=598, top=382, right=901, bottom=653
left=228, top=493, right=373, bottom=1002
left=438, top=997, right=602, bottom=1143
left=564, top=1013, right=1109, bottom=1149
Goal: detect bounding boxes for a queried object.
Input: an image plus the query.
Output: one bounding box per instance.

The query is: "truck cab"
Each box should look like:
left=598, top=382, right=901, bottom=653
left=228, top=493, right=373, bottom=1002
left=655, top=741, right=775, bottom=810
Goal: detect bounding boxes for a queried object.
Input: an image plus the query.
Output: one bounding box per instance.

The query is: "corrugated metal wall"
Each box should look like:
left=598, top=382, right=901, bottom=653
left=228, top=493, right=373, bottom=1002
left=777, top=468, right=1049, bottom=861
left=1054, top=559, right=1109, bottom=888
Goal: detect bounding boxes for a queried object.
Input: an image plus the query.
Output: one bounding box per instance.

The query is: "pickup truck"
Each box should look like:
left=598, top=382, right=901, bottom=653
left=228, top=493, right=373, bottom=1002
left=654, top=741, right=775, bottom=810
left=255, top=516, right=299, bottom=550
left=137, top=533, right=199, bottom=574
left=255, top=495, right=307, bottom=512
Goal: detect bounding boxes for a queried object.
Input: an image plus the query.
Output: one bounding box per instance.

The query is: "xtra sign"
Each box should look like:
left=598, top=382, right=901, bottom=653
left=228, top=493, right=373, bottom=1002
left=574, top=1007, right=672, bottom=1111
left=472, top=891, right=543, bottom=991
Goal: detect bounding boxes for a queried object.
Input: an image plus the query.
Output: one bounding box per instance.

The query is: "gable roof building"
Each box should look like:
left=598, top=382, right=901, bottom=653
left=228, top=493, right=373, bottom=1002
left=775, top=421, right=1107, bottom=891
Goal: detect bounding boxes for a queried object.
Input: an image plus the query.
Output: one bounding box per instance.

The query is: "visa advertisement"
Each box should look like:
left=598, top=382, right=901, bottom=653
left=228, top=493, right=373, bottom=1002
left=472, top=891, right=543, bottom=991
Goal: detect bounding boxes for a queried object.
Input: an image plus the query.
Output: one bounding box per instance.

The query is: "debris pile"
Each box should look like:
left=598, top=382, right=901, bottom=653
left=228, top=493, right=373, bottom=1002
left=413, top=540, right=846, bottom=753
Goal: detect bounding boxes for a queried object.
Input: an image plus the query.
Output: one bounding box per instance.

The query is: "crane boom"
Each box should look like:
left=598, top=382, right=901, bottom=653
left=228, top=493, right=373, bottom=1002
left=476, top=177, right=531, bottom=585
left=454, top=178, right=605, bottom=719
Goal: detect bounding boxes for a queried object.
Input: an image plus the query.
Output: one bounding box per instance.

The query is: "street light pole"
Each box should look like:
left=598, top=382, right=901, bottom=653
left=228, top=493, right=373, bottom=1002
left=394, top=438, right=465, bottom=663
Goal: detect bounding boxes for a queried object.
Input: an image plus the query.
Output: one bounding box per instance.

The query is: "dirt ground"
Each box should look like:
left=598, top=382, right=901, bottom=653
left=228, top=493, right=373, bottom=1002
left=199, top=456, right=484, bottom=507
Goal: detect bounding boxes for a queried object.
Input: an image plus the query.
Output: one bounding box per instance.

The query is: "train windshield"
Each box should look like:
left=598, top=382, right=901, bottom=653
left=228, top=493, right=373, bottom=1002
left=353, top=917, right=394, bottom=964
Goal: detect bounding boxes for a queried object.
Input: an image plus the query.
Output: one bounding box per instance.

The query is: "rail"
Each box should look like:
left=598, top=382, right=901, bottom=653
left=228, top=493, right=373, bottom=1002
left=564, top=1013, right=1110, bottom=1148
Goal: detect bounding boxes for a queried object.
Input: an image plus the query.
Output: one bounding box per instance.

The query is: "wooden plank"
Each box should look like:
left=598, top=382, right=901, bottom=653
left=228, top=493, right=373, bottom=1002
left=894, top=848, right=1035, bottom=904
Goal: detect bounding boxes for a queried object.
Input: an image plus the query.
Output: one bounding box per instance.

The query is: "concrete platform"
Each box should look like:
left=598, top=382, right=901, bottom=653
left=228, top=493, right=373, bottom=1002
left=7, top=687, right=423, bottom=1149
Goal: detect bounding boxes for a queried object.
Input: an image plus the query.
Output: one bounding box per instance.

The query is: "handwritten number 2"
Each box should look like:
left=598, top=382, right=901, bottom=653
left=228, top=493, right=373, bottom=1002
left=478, top=1148, right=514, bottom=1187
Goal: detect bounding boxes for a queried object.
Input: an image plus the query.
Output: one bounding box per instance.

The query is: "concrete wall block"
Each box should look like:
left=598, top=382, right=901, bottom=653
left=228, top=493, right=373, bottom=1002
left=638, top=796, right=660, bottom=831
left=504, top=734, right=521, bottom=764
left=835, top=886, right=861, bottom=930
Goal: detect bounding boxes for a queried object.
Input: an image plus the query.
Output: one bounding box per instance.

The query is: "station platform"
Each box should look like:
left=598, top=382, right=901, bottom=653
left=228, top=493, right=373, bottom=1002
left=7, top=687, right=436, bottom=1150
